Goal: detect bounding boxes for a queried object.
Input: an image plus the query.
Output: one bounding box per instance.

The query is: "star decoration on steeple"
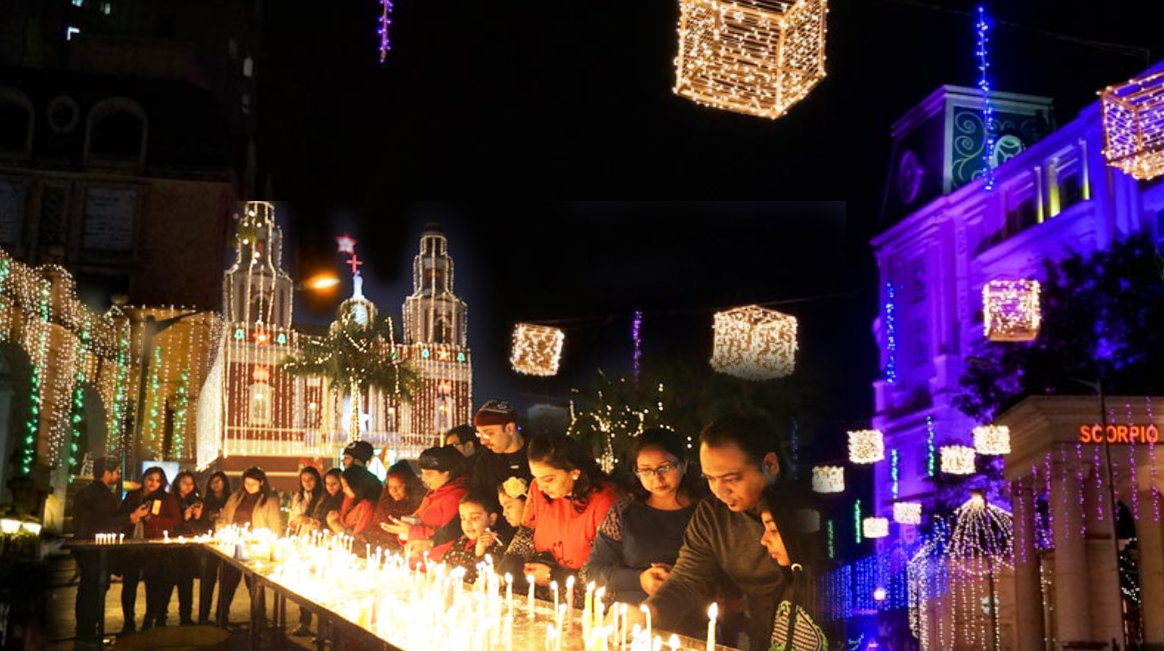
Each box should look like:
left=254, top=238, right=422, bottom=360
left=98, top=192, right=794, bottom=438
left=336, top=234, right=358, bottom=255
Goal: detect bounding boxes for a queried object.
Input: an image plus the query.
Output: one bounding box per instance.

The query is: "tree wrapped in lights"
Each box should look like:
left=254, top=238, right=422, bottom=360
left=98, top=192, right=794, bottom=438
left=972, top=425, right=1010, bottom=456
left=1101, top=69, right=1164, bottom=180
left=711, top=305, right=798, bottom=380
left=673, top=0, right=828, bottom=119
left=957, top=236, right=1164, bottom=422
left=847, top=429, right=884, bottom=464
left=282, top=313, right=418, bottom=443
left=510, top=323, right=565, bottom=376
left=982, top=280, right=1040, bottom=342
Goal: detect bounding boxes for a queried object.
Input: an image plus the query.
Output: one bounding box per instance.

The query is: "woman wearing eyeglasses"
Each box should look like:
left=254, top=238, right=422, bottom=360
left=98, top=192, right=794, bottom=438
left=584, top=427, right=704, bottom=605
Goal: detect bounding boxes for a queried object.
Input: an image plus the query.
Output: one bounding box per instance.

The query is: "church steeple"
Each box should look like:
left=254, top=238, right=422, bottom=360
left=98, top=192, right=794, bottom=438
left=223, top=201, right=293, bottom=326
left=403, top=223, right=468, bottom=345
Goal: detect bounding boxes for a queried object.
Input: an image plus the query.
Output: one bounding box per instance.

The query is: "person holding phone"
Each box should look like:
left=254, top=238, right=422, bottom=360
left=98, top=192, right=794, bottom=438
left=116, top=466, right=180, bottom=632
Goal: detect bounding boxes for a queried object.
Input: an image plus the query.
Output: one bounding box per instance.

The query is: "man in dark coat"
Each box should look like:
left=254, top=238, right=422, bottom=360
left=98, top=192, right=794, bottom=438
left=72, top=457, right=148, bottom=647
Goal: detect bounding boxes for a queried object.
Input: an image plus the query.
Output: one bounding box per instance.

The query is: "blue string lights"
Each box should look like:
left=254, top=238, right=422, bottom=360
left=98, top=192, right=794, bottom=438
left=975, top=4, right=996, bottom=190
left=925, top=415, right=937, bottom=477
left=883, top=282, right=897, bottom=384
left=891, top=448, right=900, bottom=500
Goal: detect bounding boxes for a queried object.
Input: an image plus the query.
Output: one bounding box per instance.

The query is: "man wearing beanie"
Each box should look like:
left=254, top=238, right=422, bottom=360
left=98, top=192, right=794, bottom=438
left=342, top=440, right=375, bottom=469
left=410, top=400, right=534, bottom=553
left=73, top=458, right=148, bottom=648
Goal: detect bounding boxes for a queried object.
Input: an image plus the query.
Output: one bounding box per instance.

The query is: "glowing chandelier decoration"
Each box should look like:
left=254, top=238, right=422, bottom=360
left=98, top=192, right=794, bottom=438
left=1101, top=69, right=1164, bottom=180
left=982, top=279, right=1040, bottom=342
left=972, top=424, right=1011, bottom=455
left=893, top=501, right=923, bottom=526
left=847, top=429, right=885, bottom=464
left=940, top=445, right=976, bottom=475
left=510, top=323, right=565, bottom=376
left=710, top=305, right=797, bottom=380
left=812, top=465, right=844, bottom=493
left=947, top=492, right=1013, bottom=651
left=863, top=516, right=889, bottom=539
left=673, top=0, right=828, bottom=119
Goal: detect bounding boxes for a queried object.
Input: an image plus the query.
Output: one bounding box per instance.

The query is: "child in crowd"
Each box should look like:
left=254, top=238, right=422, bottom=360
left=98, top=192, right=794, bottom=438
left=497, top=476, right=528, bottom=528
left=442, top=492, right=509, bottom=582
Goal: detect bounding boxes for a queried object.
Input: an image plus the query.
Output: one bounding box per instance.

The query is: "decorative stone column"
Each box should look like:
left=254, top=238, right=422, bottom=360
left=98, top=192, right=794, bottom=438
left=1012, top=477, right=1046, bottom=651
left=1050, top=446, right=1092, bottom=645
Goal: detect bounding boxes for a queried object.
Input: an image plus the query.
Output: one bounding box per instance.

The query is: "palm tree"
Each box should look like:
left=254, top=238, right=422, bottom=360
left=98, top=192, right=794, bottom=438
left=282, top=313, right=418, bottom=442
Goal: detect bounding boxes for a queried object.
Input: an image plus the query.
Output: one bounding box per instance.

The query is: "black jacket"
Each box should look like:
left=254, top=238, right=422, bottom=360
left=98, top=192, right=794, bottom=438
left=73, top=480, right=127, bottom=540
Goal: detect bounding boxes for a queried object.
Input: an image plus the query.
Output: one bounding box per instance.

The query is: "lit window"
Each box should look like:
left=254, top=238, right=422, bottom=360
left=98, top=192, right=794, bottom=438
left=248, top=383, right=273, bottom=425
left=66, top=26, right=81, bottom=41
left=243, top=56, right=254, bottom=77
left=72, top=0, right=84, bottom=6
left=101, top=2, right=112, bottom=14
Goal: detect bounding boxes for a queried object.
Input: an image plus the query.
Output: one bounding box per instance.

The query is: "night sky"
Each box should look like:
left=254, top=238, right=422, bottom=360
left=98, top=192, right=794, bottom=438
left=241, top=1, right=1162, bottom=438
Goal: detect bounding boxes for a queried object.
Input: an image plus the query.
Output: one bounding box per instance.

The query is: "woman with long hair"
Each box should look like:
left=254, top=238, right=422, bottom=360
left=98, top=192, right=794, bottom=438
left=131, top=467, right=182, bottom=630
left=198, top=471, right=232, bottom=624
left=326, top=465, right=382, bottom=536
left=498, top=433, right=622, bottom=595
left=585, top=427, right=705, bottom=605
left=214, top=467, right=282, bottom=624
left=159, top=470, right=203, bottom=626
left=363, top=461, right=425, bottom=550
left=288, top=466, right=324, bottom=535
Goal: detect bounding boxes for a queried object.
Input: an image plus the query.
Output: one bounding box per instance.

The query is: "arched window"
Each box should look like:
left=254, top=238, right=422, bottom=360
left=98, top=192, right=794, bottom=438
left=84, top=97, right=148, bottom=169
left=248, top=382, right=273, bottom=426
left=0, top=88, right=34, bottom=157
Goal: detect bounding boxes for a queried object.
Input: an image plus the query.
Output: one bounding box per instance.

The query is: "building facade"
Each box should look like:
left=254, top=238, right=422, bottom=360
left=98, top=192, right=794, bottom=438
left=196, top=205, right=473, bottom=486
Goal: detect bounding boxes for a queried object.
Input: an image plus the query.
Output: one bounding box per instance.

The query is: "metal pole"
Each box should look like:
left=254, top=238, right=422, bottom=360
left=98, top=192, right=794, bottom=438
left=1097, top=380, right=1127, bottom=650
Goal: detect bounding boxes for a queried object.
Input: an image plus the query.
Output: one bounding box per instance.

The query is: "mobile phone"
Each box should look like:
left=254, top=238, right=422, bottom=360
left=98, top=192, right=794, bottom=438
left=151, top=499, right=162, bottom=516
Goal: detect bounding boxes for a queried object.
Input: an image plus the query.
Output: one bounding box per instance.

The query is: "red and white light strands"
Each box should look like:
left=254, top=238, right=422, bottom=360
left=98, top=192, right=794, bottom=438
left=847, top=429, right=885, bottom=464
left=710, top=305, right=797, bottom=380
left=510, top=323, right=565, bottom=376
left=982, top=279, right=1040, bottom=342
left=1101, top=69, right=1164, bottom=181
left=673, top=0, right=828, bottom=119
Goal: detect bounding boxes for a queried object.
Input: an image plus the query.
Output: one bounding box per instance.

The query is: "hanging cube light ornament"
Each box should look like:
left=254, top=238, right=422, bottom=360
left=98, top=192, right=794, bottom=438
left=940, top=445, right=977, bottom=475
left=812, top=465, right=844, bottom=493
left=972, top=425, right=1011, bottom=455
left=711, top=305, right=797, bottom=379
left=863, top=516, right=889, bottom=539
left=848, top=429, right=885, bottom=464
left=893, top=501, right=923, bottom=525
left=982, top=279, right=1040, bottom=342
left=673, top=0, right=828, bottom=119
left=510, top=323, right=565, bottom=376
left=1101, top=70, right=1164, bottom=180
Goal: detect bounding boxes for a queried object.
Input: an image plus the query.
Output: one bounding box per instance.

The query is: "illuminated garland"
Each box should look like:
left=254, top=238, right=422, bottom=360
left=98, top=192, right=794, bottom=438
left=631, top=309, right=642, bottom=383
left=925, top=416, right=937, bottom=476
left=884, top=282, right=897, bottom=384
left=853, top=498, right=862, bottom=545
left=377, top=0, right=395, bottom=64
left=68, top=319, right=91, bottom=477
left=144, top=346, right=163, bottom=458
left=975, top=4, right=996, bottom=190
left=171, top=368, right=190, bottom=458
left=19, top=282, right=51, bottom=474
left=109, top=326, right=131, bottom=457
left=890, top=448, right=900, bottom=499
left=826, top=519, right=835, bottom=559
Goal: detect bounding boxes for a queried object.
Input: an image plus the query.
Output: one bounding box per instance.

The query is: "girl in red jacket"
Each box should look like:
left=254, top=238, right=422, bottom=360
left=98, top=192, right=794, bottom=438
left=137, top=466, right=182, bottom=629
left=327, top=465, right=382, bottom=536
left=380, top=445, right=468, bottom=564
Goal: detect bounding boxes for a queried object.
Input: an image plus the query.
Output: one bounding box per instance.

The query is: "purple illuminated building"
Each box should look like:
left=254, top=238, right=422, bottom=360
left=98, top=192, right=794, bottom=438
left=870, top=71, right=1164, bottom=528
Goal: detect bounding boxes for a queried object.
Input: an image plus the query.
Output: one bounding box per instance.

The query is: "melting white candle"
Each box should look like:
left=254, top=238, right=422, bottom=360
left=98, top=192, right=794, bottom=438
left=706, top=602, right=718, bottom=651
left=527, top=574, right=536, bottom=619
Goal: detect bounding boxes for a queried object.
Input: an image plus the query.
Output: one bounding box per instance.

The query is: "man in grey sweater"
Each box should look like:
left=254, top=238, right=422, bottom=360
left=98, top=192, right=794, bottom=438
left=622, top=415, right=795, bottom=651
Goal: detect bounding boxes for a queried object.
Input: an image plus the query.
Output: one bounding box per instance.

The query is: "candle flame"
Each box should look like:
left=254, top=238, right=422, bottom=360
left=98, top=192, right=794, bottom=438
left=708, top=602, right=718, bottom=619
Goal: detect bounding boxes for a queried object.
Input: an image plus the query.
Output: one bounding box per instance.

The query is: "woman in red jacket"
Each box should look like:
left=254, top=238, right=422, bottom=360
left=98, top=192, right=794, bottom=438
left=137, top=466, right=182, bottom=630
left=327, top=465, right=382, bottom=537
left=380, top=445, right=468, bottom=564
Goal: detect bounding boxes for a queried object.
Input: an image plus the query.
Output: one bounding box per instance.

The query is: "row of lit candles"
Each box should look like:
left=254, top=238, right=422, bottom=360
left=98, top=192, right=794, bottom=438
left=190, top=527, right=724, bottom=651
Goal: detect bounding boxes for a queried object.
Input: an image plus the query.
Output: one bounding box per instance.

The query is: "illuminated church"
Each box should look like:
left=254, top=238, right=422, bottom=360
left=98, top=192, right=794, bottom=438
left=195, top=202, right=473, bottom=485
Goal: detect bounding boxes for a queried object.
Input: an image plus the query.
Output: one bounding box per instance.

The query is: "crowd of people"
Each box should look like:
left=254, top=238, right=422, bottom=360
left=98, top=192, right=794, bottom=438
left=71, top=399, right=828, bottom=651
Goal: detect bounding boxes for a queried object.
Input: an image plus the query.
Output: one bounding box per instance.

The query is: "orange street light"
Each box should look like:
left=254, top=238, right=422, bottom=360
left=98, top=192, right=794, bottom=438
left=302, top=273, right=340, bottom=292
